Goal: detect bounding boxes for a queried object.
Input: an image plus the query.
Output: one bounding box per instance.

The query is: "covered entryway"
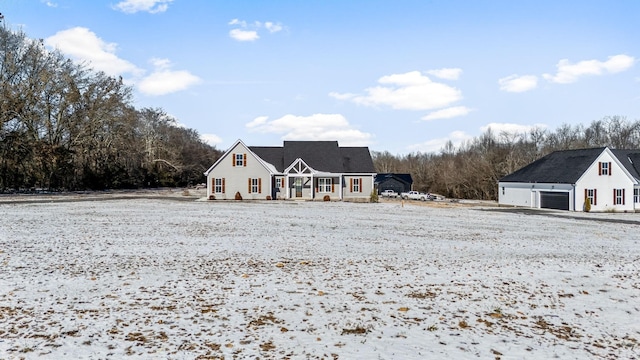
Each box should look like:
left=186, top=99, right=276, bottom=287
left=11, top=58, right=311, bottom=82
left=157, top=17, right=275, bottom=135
left=540, top=191, right=570, bottom=211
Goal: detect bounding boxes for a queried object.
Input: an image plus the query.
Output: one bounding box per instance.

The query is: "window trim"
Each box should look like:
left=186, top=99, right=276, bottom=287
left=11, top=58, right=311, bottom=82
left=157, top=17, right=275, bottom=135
left=585, top=188, right=596, bottom=206
left=249, top=178, right=261, bottom=194
left=352, top=178, right=361, bottom=193
left=318, top=178, right=332, bottom=193
left=614, top=188, right=625, bottom=205
left=235, top=153, right=245, bottom=167
left=214, top=178, right=225, bottom=193
left=599, top=161, right=611, bottom=176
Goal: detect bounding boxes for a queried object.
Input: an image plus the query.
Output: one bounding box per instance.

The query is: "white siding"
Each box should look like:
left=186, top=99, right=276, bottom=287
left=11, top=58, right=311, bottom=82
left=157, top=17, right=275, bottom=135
left=499, top=182, right=575, bottom=210
left=343, top=175, right=374, bottom=201
left=206, top=142, right=271, bottom=200
left=575, top=151, right=635, bottom=212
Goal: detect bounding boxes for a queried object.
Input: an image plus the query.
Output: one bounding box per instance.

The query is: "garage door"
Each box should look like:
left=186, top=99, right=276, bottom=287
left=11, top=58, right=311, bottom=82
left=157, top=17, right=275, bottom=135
left=540, top=191, right=569, bottom=211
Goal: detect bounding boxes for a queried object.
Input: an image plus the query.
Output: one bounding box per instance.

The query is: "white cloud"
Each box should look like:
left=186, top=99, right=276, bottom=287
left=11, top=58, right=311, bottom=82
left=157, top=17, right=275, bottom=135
left=327, top=92, right=356, bottom=100
left=201, top=133, right=223, bottom=146
left=330, top=71, right=462, bottom=111
left=45, top=28, right=200, bottom=96
left=407, top=131, right=472, bottom=153
left=113, top=0, right=173, bottom=14
left=229, top=29, right=259, bottom=42
left=228, top=19, right=284, bottom=42
left=138, top=58, right=201, bottom=96
left=264, top=22, right=283, bottom=33
left=246, top=114, right=373, bottom=146
left=543, top=54, right=635, bottom=84
left=44, top=27, right=142, bottom=77
left=228, top=19, right=246, bottom=26
left=498, top=75, right=538, bottom=93
left=421, top=106, right=472, bottom=121
left=246, top=116, right=269, bottom=129
left=427, top=68, right=462, bottom=80
left=42, top=1, right=57, bottom=7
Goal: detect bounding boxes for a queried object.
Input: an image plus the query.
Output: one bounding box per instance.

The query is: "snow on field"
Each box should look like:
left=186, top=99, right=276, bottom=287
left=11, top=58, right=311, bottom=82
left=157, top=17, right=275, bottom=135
left=0, top=198, right=639, bottom=359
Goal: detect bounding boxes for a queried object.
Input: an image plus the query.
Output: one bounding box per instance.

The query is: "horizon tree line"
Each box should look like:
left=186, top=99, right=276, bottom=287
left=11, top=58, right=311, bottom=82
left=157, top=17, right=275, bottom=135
left=2, top=22, right=638, bottom=200
left=0, top=23, right=221, bottom=192
left=372, top=115, right=640, bottom=200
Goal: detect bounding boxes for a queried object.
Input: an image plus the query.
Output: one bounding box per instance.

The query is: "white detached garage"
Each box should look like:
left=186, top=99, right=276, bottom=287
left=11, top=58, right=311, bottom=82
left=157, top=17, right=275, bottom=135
left=498, top=147, right=640, bottom=212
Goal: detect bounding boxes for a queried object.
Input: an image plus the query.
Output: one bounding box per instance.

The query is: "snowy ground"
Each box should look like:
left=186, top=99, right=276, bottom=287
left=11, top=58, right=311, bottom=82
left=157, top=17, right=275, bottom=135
left=0, top=198, right=639, bottom=359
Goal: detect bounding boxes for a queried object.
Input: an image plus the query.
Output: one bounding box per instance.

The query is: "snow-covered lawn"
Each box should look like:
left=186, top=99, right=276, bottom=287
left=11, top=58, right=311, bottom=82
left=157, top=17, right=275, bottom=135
left=0, top=199, right=639, bottom=359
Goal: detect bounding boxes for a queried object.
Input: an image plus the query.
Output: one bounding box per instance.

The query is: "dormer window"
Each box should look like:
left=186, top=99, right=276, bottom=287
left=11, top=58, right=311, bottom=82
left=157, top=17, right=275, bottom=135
left=598, top=162, right=611, bottom=176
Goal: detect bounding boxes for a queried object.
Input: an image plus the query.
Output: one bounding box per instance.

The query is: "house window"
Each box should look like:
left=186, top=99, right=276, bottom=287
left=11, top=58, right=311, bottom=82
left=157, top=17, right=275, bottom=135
left=585, top=188, right=596, bottom=205
left=635, top=189, right=640, bottom=203
left=249, top=178, right=261, bottom=194
left=614, top=188, right=625, bottom=205
left=352, top=178, right=360, bottom=193
left=234, top=153, right=246, bottom=167
left=275, top=177, right=283, bottom=189
left=318, top=178, right=332, bottom=193
left=599, top=162, right=611, bottom=176
left=214, top=178, right=225, bottom=193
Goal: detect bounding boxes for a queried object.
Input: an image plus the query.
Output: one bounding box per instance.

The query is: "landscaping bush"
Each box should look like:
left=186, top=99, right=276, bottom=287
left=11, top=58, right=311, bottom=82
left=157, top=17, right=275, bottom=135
left=234, top=192, right=243, bottom=200
left=323, top=195, right=330, bottom=201
left=370, top=190, right=379, bottom=203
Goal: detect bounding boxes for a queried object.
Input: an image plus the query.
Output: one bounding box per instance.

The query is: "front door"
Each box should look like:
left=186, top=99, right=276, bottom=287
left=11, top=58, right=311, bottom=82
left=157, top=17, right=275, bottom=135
left=295, top=178, right=303, bottom=198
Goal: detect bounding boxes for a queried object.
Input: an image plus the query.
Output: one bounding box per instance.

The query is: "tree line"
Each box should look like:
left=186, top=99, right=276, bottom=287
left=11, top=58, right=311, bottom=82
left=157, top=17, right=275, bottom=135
left=372, top=116, right=640, bottom=200
left=2, top=23, right=638, bottom=199
left=0, top=25, right=221, bottom=192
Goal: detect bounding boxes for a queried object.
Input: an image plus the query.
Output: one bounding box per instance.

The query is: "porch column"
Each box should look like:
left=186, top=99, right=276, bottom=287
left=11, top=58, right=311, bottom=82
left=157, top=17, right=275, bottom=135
left=286, top=175, right=290, bottom=199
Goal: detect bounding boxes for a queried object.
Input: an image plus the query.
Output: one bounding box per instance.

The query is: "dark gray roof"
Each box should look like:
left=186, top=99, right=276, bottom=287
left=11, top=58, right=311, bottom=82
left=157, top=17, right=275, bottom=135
left=611, top=150, right=640, bottom=181
left=375, top=173, right=413, bottom=185
left=340, top=147, right=376, bottom=173
left=250, top=141, right=375, bottom=173
left=500, top=148, right=606, bottom=183
left=248, top=146, right=284, bottom=171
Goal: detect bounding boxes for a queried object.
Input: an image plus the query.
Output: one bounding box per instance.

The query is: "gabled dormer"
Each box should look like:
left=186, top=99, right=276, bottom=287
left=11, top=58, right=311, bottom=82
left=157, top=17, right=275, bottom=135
left=285, top=158, right=316, bottom=175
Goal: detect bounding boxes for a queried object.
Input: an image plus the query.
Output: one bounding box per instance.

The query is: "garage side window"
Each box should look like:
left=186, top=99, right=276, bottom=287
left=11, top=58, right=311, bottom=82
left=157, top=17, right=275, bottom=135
left=635, top=189, right=640, bottom=203
left=585, top=189, right=597, bottom=205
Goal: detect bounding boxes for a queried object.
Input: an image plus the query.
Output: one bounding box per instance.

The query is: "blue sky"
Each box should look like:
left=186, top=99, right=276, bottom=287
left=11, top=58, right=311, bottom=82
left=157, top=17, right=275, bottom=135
left=2, top=0, right=638, bottom=154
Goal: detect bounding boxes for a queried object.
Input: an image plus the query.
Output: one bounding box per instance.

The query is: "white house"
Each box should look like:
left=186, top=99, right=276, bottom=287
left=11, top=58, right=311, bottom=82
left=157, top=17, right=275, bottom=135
left=204, top=139, right=376, bottom=201
left=498, top=147, right=640, bottom=212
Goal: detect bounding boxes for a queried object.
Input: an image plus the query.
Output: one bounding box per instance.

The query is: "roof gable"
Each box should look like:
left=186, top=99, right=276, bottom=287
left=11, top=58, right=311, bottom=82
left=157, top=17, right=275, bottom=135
left=204, top=139, right=277, bottom=176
